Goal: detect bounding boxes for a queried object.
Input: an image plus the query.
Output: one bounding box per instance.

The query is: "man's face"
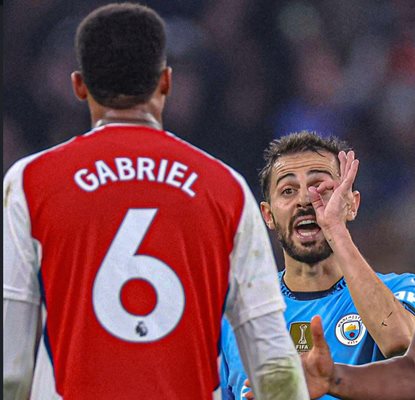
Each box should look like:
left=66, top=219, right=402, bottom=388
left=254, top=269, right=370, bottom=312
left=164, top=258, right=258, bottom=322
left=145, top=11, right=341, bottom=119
left=261, top=150, right=340, bottom=265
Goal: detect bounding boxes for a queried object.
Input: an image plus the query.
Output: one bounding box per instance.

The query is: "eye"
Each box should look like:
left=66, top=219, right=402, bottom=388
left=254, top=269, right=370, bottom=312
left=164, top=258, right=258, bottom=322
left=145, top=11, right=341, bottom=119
left=281, top=187, right=295, bottom=196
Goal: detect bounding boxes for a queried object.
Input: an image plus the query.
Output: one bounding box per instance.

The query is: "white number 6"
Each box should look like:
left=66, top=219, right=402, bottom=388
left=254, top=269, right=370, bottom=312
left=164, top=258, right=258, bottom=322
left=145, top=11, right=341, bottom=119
left=93, top=209, right=185, bottom=342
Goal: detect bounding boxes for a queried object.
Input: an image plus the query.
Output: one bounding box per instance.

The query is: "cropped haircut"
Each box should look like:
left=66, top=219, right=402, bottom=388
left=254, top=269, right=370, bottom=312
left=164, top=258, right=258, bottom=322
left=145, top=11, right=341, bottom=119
left=259, top=131, right=352, bottom=202
left=75, top=2, right=166, bottom=109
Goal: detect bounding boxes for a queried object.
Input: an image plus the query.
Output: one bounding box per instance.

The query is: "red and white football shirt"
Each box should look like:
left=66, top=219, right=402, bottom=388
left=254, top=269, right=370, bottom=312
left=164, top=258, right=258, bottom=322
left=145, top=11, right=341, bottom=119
left=3, top=124, right=284, bottom=399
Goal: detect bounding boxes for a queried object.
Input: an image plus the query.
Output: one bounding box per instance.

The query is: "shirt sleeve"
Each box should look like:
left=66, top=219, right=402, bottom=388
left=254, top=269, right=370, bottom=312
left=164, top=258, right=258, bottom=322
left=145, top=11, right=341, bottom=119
left=3, top=160, right=42, bottom=399
left=224, top=174, right=285, bottom=328
left=3, top=299, right=40, bottom=400
left=4, top=159, right=42, bottom=304
left=389, top=273, right=415, bottom=316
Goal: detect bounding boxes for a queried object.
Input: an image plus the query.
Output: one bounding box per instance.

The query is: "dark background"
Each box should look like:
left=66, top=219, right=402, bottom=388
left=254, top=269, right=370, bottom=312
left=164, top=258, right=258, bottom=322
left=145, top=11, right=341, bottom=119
left=4, top=0, right=415, bottom=273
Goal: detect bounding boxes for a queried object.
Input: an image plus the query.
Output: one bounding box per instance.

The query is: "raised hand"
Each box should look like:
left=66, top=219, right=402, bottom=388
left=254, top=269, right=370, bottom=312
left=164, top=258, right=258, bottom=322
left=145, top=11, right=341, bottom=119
left=301, top=316, right=334, bottom=399
left=308, top=151, right=359, bottom=233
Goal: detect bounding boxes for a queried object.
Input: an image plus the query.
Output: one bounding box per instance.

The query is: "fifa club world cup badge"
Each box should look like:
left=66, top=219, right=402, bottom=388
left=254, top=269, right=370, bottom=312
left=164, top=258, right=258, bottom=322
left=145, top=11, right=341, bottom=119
left=335, top=314, right=367, bottom=346
left=289, top=322, right=312, bottom=352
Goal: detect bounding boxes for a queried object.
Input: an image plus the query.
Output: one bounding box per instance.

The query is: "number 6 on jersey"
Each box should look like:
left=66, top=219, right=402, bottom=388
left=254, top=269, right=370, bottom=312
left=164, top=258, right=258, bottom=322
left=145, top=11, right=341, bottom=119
left=93, top=208, right=185, bottom=342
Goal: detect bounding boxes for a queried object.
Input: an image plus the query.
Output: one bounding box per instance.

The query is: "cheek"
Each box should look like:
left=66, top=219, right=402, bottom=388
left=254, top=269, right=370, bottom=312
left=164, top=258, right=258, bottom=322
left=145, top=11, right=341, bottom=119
left=271, top=207, right=288, bottom=226
left=270, top=195, right=286, bottom=208
left=320, top=188, right=334, bottom=203
left=271, top=198, right=292, bottom=215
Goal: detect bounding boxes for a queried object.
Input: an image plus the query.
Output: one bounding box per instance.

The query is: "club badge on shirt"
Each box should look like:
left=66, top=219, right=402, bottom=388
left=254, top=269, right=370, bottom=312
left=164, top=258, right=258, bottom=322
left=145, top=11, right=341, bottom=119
left=335, top=314, right=367, bottom=346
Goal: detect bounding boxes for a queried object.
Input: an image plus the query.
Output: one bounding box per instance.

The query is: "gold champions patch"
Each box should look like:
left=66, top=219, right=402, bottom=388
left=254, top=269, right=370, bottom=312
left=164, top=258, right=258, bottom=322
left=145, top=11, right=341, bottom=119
left=289, top=322, right=313, bottom=353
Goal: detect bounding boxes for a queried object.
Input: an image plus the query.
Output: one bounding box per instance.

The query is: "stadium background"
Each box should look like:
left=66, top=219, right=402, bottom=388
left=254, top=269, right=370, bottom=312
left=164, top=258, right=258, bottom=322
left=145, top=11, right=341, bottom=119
left=4, top=0, right=415, bottom=273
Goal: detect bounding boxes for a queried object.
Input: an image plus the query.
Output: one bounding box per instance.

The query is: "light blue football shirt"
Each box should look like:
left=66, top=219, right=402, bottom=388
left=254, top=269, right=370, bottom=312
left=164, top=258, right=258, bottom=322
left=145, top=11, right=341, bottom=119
left=220, top=272, right=415, bottom=400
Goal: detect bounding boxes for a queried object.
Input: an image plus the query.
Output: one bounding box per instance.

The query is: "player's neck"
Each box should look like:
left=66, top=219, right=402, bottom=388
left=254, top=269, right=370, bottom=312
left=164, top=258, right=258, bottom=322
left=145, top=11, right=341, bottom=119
left=95, top=115, right=162, bottom=130
left=91, top=103, right=163, bottom=131
left=283, top=255, right=343, bottom=292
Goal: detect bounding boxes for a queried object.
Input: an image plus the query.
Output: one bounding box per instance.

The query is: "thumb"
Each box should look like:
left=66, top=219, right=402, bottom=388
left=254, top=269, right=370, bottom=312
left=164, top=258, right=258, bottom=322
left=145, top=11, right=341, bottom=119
left=310, top=315, right=329, bottom=353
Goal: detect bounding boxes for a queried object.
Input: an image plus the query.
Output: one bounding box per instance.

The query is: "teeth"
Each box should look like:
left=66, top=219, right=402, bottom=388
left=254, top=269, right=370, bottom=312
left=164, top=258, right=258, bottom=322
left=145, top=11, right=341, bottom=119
left=300, top=231, right=315, bottom=237
left=297, top=219, right=316, bottom=226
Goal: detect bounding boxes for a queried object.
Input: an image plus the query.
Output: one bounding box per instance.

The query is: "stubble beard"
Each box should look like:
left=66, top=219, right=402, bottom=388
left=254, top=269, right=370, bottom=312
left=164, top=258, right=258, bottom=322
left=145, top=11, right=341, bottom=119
left=274, top=215, right=333, bottom=265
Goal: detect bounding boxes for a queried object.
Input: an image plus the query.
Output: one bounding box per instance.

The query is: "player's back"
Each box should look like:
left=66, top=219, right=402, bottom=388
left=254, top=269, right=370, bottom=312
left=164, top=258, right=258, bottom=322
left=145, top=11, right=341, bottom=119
left=21, top=124, right=246, bottom=399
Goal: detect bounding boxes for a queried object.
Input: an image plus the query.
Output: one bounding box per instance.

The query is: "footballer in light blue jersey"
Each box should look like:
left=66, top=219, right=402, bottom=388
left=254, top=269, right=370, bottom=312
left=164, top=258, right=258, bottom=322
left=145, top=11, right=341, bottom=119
left=221, top=131, right=415, bottom=399
left=220, top=271, right=415, bottom=400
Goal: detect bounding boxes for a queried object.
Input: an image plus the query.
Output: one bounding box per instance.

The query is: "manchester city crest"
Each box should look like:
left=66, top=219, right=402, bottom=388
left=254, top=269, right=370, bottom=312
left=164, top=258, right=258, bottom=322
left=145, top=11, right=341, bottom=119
left=335, top=314, right=367, bottom=346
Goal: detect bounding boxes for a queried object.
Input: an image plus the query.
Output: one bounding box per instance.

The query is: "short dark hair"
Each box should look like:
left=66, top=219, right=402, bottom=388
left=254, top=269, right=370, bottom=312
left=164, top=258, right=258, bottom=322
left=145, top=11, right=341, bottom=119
left=259, top=131, right=352, bottom=202
left=75, top=2, right=166, bottom=109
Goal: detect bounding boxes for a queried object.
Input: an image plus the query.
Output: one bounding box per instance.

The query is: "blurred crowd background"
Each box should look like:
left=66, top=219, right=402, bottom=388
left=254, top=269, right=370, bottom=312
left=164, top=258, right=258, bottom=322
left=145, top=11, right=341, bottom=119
left=4, top=0, right=415, bottom=273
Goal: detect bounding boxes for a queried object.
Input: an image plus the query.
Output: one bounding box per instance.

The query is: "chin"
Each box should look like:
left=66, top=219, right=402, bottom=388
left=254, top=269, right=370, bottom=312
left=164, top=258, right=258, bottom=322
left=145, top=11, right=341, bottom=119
left=277, top=226, right=333, bottom=265
left=292, top=251, right=332, bottom=265
left=283, top=241, right=333, bottom=265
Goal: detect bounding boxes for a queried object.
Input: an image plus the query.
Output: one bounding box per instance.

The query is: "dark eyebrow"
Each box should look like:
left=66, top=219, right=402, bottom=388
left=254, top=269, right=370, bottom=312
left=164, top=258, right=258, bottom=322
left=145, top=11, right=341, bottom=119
left=276, top=170, right=334, bottom=186
left=276, top=173, right=296, bottom=186
left=308, top=169, right=334, bottom=178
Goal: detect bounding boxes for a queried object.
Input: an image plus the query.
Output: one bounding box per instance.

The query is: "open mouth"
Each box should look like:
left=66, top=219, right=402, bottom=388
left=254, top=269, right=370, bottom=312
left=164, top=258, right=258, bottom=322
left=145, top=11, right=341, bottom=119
left=294, top=218, right=321, bottom=239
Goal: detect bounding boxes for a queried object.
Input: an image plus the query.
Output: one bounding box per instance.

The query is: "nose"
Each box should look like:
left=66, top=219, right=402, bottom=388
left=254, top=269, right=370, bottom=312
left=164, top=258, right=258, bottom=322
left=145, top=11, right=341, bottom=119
left=296, top=186, right=312, bottom=208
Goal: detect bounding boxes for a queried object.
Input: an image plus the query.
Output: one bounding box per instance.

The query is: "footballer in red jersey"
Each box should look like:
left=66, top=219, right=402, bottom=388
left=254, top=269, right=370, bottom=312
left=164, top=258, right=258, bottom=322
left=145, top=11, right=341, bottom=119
left=3, top=3, right=308, bottom=400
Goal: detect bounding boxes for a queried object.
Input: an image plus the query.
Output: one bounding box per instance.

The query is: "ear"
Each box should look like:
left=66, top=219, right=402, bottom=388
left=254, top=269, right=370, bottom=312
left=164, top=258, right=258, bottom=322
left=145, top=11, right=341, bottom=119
left=159, top=66, right=172, bottom=96
left=347, top=190, right=361, bottom=221
left=260, top=201, right=276, bottom=230
left=71, top=71, right=88, bottom=101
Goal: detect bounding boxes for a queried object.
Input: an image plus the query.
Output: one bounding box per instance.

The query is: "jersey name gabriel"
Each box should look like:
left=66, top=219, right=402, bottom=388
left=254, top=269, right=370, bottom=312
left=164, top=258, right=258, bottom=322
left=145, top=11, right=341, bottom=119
left=74, top=156, right=198, bottom=197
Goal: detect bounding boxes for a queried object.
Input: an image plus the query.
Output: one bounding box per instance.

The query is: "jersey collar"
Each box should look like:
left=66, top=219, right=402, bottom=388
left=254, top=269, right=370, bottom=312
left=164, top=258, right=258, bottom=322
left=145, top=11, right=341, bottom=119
left=279, top=271, right=347, bottom=300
